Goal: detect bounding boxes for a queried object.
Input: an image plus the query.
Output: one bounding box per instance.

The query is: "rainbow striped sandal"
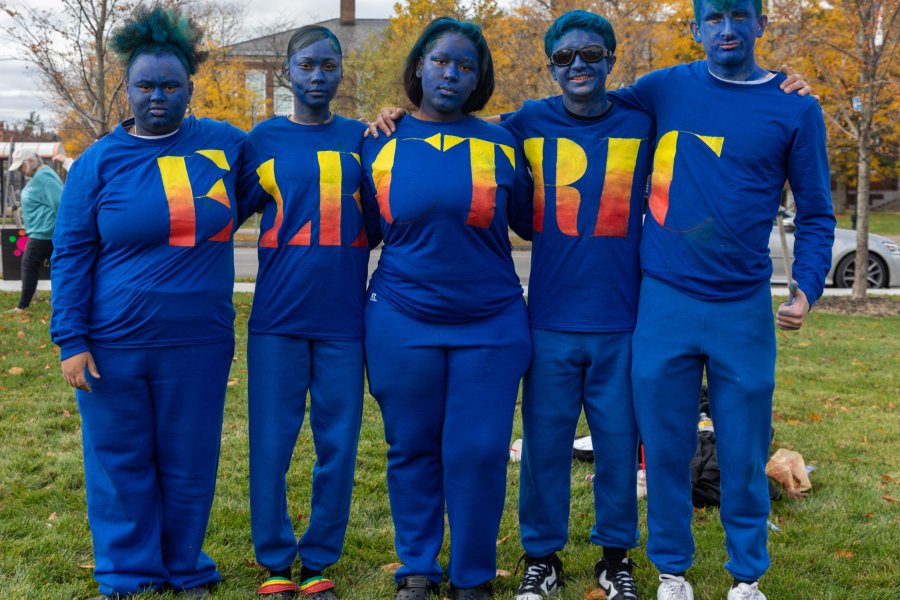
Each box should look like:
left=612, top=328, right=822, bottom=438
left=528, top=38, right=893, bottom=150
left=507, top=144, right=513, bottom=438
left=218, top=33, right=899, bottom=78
left=258, top=575, right=299, bottom=597
left=298, top=575, right=338, bottom=599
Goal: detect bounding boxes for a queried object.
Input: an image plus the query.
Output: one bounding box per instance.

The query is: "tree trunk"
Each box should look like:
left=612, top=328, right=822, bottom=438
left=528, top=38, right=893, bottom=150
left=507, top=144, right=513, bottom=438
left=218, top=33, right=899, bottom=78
left=852, top=127, right=871, bottom=299
left=834, top=178, right=848, bottom=214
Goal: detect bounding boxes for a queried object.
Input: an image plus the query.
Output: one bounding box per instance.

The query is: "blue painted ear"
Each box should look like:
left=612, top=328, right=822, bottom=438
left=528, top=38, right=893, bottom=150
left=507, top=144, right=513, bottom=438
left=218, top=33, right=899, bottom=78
left=690, top=21, right=702, bottom=42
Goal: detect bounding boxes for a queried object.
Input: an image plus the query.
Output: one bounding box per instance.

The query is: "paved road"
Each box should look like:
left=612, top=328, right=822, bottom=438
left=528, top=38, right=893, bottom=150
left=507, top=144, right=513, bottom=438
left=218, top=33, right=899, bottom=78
left=236, top=247, right=534, bottom=286
left=12, top=247, right=896, bottom=296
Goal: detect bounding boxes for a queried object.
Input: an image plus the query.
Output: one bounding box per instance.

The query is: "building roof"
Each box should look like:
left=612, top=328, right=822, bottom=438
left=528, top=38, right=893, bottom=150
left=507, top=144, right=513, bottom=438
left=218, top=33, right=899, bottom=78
left=226, top=18, right=389, bottom=58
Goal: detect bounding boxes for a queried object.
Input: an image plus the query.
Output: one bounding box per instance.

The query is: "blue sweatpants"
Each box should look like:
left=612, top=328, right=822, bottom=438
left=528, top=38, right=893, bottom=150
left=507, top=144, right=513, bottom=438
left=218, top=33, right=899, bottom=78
left=632, top=277, right=775, bottom=581
left=364, top=297, right=531, bottom=588
left=519, top=329, right=639, bottom=557
left=77, top=340, right=234, bottom=596
left=248, top=333, right=364, bottom=574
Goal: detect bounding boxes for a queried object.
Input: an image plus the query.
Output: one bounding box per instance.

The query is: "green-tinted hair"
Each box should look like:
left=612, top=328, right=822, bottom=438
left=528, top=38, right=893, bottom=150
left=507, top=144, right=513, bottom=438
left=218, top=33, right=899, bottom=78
left=111, top=4, right=207, bottom=76
left=692, top=0, right=763, bottom=21
left=544, top=10, right=617, bottom=57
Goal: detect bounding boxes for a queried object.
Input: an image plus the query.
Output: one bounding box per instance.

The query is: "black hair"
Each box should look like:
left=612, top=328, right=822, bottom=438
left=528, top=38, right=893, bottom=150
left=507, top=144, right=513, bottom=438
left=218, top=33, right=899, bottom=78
left=281, top=25, right=343, bottom=77
left=111, top=4, right=207, bottom=76
left=402, top=17, right=495, bottom=114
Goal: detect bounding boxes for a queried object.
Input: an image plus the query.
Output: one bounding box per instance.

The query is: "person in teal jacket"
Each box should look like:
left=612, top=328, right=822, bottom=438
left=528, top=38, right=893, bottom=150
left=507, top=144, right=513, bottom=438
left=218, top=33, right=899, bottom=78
left=8, top=148, right=62, bottom=312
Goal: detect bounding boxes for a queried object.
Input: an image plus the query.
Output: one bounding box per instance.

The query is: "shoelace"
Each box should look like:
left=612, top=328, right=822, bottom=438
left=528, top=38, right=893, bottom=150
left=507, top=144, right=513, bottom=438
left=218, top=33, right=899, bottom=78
left=611, top=567, right=639, bottom=599
left=518, top=558, right=555, bottom=591
left=659, top=574, right=691, bottom=600
left=731, top=583, right=761, bottom=600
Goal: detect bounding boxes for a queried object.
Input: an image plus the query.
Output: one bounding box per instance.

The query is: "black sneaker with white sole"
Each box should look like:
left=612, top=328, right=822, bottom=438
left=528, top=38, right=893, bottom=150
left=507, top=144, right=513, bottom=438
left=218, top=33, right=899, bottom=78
left=595, top=556, right=640, bottom=600
left=515, top=553, right=564, bottom=599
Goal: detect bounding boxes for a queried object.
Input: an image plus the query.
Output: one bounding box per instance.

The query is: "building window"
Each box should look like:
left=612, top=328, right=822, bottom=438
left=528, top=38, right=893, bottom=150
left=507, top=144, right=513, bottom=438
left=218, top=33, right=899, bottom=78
left=246, top=69, right=268, bottom=122
left=274, top=85, right=294, bottom=116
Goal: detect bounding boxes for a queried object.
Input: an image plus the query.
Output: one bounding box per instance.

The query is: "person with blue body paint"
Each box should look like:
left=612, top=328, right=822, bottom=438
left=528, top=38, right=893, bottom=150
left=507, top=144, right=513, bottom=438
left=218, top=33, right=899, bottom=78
left=609, top=1, right=835, bottom=599
left=360, top=18, right=533, bottom=600
left=50, top=5, right=245, bottom=598
left=237, top=24, right=369, bottom=600
left=498, top=12, right=653, bottom=600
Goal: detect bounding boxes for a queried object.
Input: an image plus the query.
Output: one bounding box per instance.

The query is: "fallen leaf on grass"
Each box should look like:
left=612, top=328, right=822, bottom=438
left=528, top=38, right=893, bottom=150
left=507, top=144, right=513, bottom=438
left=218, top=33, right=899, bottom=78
left=865, top=513, right=875, bottom=518
left=8, top=367, right=23, bottom=375
left=382, top=563, right=402, bottom=574
left=227, top=379, right=239, bottom=387
left=62, top=409, right=71, bottom=418
left=835, top=550, right=853, bottom=559
left=48, top=512, right=58, bottom=521
left=495, top=569, right=510, bottom=577
left=786, top=419, right=802, bottom=426
left=584, top=589, right=607, bottom=599
left=882, top=495, right=899, bottom=504
left=79, top=564, right=94, bottom=570
left=807, top=413, right=823, bottom=422
left=17, top=331, right=25, bottom=338
left=882, top=474, right=895, bottom=483
left=496, top=535, right=509, bottom=546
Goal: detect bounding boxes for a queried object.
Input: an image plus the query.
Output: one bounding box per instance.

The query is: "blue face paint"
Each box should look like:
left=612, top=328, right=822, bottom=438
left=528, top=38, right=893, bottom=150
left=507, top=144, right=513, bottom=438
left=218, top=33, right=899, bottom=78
left=691, top=0, right=767, bottom=81
left=289, top=38, right=342, bottom=123
left=126, top=52, right=192, bottom=135
left=549, top=29, right=615, bottom=118
left=416, top=33, right=479, bottom=122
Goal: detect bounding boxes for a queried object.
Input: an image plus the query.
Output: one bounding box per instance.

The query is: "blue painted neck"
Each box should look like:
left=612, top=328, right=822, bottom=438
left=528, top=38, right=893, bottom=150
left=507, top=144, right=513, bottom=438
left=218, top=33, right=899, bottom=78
left=705, top=57, right=766, bottom=82
left=562, top=91, right=610, bottom=119
left=293, top=103, right=332, bottom=124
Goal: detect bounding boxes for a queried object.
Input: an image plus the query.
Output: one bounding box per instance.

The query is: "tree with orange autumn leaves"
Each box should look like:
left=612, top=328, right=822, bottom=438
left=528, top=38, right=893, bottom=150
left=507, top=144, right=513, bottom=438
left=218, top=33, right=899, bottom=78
left=764, top=0, right=899, bottom=298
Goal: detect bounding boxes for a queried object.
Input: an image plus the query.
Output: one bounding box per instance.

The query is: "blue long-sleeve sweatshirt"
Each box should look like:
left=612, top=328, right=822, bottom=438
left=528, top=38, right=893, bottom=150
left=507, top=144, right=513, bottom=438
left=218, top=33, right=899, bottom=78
left=238, top=115, right=370, bottom=339
left=502, top=96, right=654, bottom=332
left=50, top=116, right=246, bottom=360
left=611, top=61, right=835, bottom=304
left=361, top=115, right=533, bottom=324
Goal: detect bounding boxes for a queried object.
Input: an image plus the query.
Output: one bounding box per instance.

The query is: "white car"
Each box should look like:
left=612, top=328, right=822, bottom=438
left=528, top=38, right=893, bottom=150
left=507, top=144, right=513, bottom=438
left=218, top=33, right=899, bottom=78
left=770, top=209, right=900, bottom=288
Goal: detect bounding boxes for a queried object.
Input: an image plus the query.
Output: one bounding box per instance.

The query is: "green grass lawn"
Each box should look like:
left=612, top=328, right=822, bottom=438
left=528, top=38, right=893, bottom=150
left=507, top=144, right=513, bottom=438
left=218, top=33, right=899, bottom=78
left=0, top=293, right=897, bottom=599
left=835, top=212, right=900, bottom=237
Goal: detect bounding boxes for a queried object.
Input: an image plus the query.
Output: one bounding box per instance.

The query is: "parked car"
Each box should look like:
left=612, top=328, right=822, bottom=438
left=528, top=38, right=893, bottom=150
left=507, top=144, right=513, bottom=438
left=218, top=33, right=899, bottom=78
left=770, top=209, right=900, bottom=288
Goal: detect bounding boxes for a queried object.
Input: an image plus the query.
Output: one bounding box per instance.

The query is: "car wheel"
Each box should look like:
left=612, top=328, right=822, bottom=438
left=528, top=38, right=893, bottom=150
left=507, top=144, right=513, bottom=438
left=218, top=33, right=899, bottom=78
left=834, top=252, right=889, bottom=288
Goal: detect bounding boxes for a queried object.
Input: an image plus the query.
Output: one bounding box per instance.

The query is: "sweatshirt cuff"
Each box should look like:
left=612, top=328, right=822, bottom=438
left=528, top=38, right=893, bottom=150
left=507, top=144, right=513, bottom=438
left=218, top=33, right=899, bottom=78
left=58, top=337, right=89, bottom=361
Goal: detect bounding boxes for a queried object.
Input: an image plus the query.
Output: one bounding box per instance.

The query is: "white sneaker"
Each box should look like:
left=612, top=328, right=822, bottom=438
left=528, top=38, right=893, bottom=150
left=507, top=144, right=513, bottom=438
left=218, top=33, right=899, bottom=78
left=727, top=582, right=767, bottom=600
left=656, top=574, right=693, bottom=600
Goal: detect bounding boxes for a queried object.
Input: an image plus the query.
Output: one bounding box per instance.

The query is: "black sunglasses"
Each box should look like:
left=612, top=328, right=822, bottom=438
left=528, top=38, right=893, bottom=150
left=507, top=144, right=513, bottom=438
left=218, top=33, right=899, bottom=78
left=549, top=45, right=614, bottom=67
